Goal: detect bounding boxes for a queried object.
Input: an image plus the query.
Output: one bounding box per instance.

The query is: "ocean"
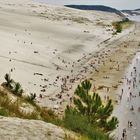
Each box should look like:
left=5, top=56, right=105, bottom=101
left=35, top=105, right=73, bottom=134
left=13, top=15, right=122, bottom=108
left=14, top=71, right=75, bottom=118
left=128, top=15, right=140, bottom=22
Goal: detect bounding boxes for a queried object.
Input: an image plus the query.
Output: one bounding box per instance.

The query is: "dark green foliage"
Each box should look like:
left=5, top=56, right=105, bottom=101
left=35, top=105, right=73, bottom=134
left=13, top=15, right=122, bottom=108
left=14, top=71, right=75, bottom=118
left=0, top=73, right=63, bottom=128
left=24, top=93, right=36, bottom=106
left=64, top=107, right=88, bottom=132
left=28, top=93, right=36, bottom=101
left=106, top=117, right=119, bottom=131
left=64, top=80, right=118, bottom=140
left=0, top=108, right=10, bottom=116
left=64, top=107, right=112, bottom=140
left=13, top=82, right=23, bottom=96
left=3, top=73, right=13, bottom=88
left=30, top=93, right=36, bottom=100
left=113, top=22, right=122, bottom=33
left=73, top=80, right=118, bottom=132
left=115, top=23, right=122, bottom=33
left=2, top=74, right=24, bottom=97
left=113, top=18, right=131, bottom=33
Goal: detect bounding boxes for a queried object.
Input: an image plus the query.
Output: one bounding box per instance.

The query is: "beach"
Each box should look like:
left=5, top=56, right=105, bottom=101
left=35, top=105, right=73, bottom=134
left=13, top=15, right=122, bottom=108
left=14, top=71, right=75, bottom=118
left=0, top=0, right=140, bottom=118
left=112, top=52, right=140, bottom=140
left=0, top=0, right=128, bottom=111
left=0, top=0, right=140, bottom=139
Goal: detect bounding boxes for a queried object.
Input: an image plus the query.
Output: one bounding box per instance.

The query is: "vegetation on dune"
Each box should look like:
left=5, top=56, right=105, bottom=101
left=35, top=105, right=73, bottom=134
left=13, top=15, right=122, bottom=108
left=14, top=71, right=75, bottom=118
left=0, top=73, right=60, bottom=124
left=64, top=109, right=112, bottom=140
left=13, top=82, right=23, bottom=96
left=3, top=73, right=13, bottom=88
left=24, top=93, right=37, bottom=106
left=2, top=73, right=23, bottom=96
left=64, top=80, right=118, bottom=140
left=0, top=74, right=118, bottom=140
left=112, top=18, right=133, bottom=34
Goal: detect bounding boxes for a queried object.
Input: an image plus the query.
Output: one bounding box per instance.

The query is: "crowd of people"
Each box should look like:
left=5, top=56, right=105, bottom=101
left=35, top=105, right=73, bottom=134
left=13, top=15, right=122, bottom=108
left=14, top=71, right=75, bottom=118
left=116, top=55, right=140, bottom=140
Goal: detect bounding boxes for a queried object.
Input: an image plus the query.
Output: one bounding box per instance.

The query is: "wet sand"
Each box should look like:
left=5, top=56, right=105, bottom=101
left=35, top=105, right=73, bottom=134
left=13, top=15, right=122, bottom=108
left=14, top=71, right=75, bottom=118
left=113, top=52, right=140, bottom=140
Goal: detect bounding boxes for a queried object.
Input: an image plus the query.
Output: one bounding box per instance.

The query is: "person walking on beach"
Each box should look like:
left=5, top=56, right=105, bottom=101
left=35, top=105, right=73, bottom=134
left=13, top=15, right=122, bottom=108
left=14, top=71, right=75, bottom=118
left=128, top=121, right=130, bottom=128
left=119, top=94, right=122, bottom=102
left=128, top=121, right=133, bottom=128
left=121, top=89, right=124, bottom=94
left=129, top=121, right=133, bottom=128
left=129, top=92, right=132, bottom=100
left=107, top=87, right=110, bottom=92
left=122, top=128, right=127, bottom=140
left=122, top=132, right=125, bottom=140
left=130, top=105, right=134, bottom=111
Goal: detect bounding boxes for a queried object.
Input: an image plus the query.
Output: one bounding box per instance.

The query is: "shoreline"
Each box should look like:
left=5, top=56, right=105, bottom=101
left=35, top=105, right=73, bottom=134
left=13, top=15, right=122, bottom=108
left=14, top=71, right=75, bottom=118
left=51, top=23, right=137, bottom=114
left=112, top=52, right=140, bottom=140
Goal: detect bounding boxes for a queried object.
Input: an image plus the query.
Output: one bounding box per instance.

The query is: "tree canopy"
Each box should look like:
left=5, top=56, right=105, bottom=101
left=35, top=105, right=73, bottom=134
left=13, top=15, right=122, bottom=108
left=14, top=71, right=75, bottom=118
left=65, top=80, right=118, bottom=132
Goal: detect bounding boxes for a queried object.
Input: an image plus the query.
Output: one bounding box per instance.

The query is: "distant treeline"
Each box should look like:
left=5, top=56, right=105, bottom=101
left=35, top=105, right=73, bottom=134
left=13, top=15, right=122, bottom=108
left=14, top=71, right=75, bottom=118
left=122, top=9, right=140, bottom=16
left=65, top=5, right=124, bottom=17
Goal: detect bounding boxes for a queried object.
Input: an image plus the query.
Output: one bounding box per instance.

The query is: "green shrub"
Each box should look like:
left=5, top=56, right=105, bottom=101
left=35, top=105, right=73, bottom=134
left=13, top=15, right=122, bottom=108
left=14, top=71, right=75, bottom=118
left=112, top=18, right=132, bottom=34
left=112, top=22, right=122, bottom=33
left=13, top=82, right=23, bottom=96
left=64, top=108, right=88, bottom=133
left=73, top=80, right=118, bottom=132
left=63, top=80, right=118, bottom=140
left=25, top=93, right=36, bottom=103
left=115, top=23, right=122, bottom=33
left=64, top=108, right=112, bottom=140
left=2, top=73, right=14, bottom=89
left=0, top=108, right=10, bottom=116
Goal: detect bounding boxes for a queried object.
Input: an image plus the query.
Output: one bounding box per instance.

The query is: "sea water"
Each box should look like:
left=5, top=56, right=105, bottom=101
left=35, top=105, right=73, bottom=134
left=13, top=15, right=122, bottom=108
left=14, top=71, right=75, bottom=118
left=128, top=15, right=140, bottom=22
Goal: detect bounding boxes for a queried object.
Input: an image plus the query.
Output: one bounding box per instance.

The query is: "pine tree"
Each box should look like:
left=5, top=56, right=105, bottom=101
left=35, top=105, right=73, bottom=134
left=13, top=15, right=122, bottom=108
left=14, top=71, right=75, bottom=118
left=4, top=73, right=13, bottom=88
left=13, top=82, right=23, bottom=96
left=69, top=79, right=118, bottom=132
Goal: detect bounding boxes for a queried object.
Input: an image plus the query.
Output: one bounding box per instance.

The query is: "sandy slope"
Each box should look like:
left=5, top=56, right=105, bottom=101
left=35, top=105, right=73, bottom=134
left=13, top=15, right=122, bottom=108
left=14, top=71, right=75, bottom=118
left=0, top=116, right=68, bottom=140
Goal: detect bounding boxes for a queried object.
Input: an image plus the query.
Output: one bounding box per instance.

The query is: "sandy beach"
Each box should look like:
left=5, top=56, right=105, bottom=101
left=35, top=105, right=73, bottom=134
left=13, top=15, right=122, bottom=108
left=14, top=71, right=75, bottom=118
left=0, top=0, right=140, bottom=139
left=0, top=0, right=139, bottom=117
left=0, top=0, right=126, bottom=110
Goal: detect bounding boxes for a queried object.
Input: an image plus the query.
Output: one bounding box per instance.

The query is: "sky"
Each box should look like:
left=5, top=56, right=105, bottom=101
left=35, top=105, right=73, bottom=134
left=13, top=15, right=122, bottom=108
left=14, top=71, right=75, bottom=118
left=36, top=0, right=140, bottom=10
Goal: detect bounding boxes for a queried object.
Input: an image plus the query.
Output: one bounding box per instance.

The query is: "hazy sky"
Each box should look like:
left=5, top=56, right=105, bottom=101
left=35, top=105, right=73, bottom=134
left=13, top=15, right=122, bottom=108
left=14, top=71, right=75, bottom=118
left=37, top=0, right=140, bottom=10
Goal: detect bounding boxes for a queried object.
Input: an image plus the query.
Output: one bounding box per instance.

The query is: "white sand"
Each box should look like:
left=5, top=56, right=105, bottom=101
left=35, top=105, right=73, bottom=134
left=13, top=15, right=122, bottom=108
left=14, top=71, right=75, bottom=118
left=0, top=0, right=134, bottom=112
